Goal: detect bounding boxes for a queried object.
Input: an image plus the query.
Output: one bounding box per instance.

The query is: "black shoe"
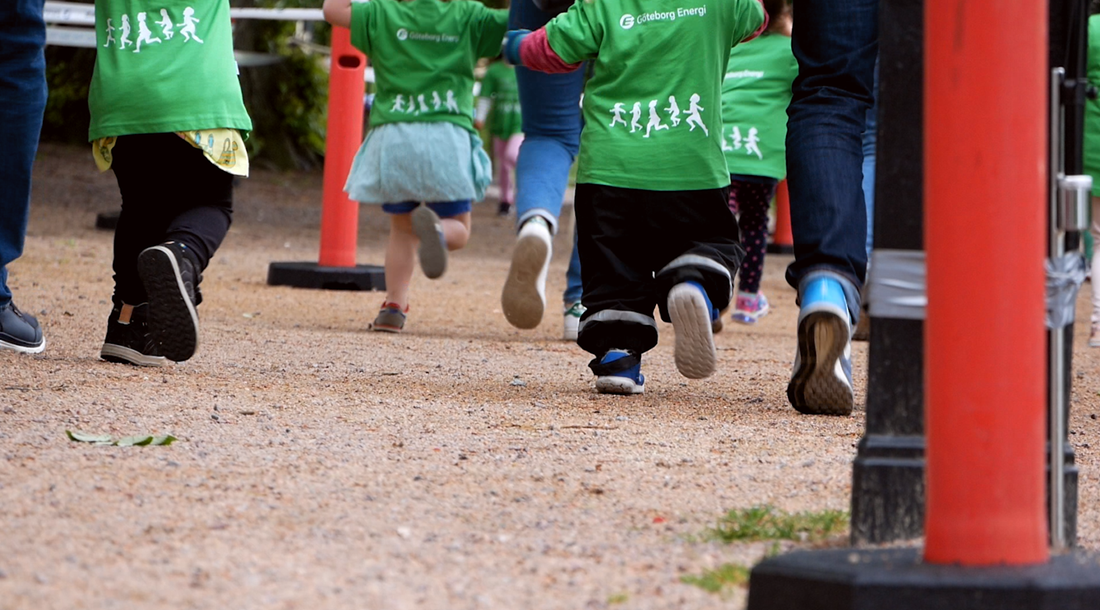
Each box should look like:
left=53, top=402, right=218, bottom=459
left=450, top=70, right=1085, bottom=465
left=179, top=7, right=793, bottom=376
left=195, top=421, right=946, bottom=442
left=0, top=301, right=45, bottom=354
left=137, top=242, right=201, bottom=362
left=100, top=303, right=166, bottom=367
left=497, top=201, right=512, bottom=216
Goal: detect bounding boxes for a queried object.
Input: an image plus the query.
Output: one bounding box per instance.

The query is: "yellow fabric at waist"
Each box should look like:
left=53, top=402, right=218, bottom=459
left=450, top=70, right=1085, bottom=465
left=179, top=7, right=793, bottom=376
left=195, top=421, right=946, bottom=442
left=92, top=129, right=250, bottom=177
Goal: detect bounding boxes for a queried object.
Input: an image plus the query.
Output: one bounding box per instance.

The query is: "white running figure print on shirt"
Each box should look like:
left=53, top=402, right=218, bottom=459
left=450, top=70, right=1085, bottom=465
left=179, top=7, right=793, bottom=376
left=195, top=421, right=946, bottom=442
left=609, top=102, right=628, bottom=128
left=665, top=95, right=681, bottom=126
left=629, top=102, right=642, bottom=133
left=103, top=18, right=116, bottom=47
left=685, top=93, right=708, bottom=136
left=417, top=94, right=430, bottom=113
left=644, top=99, right=669, bottom=138
left=178, top=7, right=204, bottom=43
left=730, top=125, right=743, bottom=149
left=391, top=94, right=407, bottom=113
left=431, top=91, right=443, bottom=110
left=744, top=127, right=763, bottom=159
left=721, top=131, right=734, bottom=151
left=119, top=14, right=133, bottom=49
left=445, top=90, right=460, bottom=113
left=157, top=9, right=175, bottom=39
left=133, top=12, right=162, bottom=53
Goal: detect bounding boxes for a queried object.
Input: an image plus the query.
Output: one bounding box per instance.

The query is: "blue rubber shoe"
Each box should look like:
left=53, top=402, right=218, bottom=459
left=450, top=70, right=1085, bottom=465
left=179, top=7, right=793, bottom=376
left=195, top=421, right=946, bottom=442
left=787, top=276, right=854, bottom=415
left=593, top=349, right=645, bottom=395
left=667, top=281, right=719, bottom=379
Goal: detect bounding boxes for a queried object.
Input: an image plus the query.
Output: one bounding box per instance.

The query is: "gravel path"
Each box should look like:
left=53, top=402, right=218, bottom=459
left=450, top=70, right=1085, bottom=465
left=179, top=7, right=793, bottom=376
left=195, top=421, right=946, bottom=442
left=2, top=144, right=1098, bottom=609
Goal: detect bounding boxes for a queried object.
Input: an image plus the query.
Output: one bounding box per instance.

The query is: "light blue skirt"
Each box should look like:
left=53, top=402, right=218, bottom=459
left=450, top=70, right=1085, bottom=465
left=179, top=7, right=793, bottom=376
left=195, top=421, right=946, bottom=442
left=344, top=121, right=492, bottom=204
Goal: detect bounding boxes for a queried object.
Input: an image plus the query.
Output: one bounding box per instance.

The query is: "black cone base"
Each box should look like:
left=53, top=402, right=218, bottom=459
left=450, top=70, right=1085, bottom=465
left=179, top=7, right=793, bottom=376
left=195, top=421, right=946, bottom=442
left=267, top=261, right=385, bottom=291
left=748, top=548, right=1100, bottom=610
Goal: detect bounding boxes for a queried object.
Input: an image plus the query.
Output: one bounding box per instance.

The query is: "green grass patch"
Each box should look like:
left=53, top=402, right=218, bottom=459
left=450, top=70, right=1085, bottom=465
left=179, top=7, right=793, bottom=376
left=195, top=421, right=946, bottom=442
left=606, top=592, right=629, bottom=605
left=702, top=505, right=848, bottom=544
left=680, top=563, right=751, bottom=594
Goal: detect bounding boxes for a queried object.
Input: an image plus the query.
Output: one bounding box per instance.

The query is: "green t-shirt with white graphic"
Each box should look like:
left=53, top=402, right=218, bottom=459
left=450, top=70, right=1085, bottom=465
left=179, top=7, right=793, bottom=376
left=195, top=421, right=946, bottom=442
left=720, top=33, right=796, bottom=180
left=481, top=61, right=523, bottom=138
left=1084, top=15, right=1100, bottom=196
left=352, top=0, right=509, bottom=133
left=88, top=0, right=252, bottom=140
left=544, top=0, right=765, bottom=191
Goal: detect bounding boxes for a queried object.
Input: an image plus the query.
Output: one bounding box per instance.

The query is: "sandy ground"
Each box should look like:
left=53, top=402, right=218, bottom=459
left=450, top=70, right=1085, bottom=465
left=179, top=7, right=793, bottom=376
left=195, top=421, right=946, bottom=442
left=1, top=143, right=1099, bottom=610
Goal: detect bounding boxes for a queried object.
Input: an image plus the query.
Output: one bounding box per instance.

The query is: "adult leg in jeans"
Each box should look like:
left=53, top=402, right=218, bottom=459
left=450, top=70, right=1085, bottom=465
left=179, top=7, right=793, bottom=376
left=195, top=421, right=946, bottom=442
left=501, top=0, right=586, bottom=330
left=0, top=0, right=47, bottom=353
left=784, top=0, right=877, bottom=415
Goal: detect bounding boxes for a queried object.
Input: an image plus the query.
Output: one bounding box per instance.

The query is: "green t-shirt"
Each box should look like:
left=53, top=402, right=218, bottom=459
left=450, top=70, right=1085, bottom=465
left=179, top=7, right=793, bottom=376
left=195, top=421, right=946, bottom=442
left=1084, top=15, right=1100, bottom=196
left=352, top=0, right=509, bottom=133
left=544, top=0, right=765, bottom=191
left=88, top=0, right=252, bottom=140
left=720, top=33, right=796, bottom=180
left=480, top=61, right=522, bottom=138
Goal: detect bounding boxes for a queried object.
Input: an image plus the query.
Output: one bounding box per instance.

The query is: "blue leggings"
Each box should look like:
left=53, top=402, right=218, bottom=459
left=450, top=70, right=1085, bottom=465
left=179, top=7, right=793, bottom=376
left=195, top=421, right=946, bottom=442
left=509, top=0, right=583, bottom=305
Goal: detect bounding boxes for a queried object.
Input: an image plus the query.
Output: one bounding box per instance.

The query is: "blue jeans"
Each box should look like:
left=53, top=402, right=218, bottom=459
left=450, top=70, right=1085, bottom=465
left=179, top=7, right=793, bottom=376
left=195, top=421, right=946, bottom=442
left=509, top=0, right=585, bottom=305
left=862, top=64, right=879, bottom=262
left=563, top=225, right=582, bottom=304
left=0, top=0, right=47, bottom=306
left=785, top=0, right=877, bottom=298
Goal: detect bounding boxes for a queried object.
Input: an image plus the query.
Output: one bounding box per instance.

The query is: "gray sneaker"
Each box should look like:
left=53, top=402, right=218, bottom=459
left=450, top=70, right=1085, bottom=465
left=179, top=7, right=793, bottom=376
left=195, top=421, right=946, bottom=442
left=412, top=206, right=447, bottom=280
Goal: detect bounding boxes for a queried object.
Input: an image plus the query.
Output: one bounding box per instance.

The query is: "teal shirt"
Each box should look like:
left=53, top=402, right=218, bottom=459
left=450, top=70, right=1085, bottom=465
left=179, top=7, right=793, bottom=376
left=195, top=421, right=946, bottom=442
left=89, top=0, right=252, bottom=140
left=352, top=0, right=509, bottom=133
left=544, top=0, right=765, bottom=191
left=720, top=33, right=797, bottom=180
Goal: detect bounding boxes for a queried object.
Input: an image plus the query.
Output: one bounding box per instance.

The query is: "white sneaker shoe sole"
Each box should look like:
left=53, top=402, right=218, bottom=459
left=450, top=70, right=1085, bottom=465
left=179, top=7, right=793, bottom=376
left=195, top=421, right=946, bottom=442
left=668, top=283, right=717, bottom=379
left=788, top=312, right=854, bottom=415
left=595, top=375, right=645, bottom=395
left=0, top=337, right=45, bottom=354
left=502, top=222, right=550, bottom=330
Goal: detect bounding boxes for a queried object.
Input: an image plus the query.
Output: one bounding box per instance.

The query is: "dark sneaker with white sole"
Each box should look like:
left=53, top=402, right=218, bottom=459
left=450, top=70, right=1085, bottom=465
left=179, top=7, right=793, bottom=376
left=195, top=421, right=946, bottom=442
left=137, top=242, right=201, bottom=362
left=100, top=303, right=166, bottom=367
left=0, top=301, right=45, bottom=354
left=591, top=349, right=645, bottom=395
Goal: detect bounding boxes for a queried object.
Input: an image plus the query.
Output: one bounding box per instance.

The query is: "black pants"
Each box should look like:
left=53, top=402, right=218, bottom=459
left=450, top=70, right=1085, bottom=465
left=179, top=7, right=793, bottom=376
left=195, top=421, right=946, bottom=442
left=110, top=133, right=234, bottom=305
left=574, top=183, right=743, bottom=358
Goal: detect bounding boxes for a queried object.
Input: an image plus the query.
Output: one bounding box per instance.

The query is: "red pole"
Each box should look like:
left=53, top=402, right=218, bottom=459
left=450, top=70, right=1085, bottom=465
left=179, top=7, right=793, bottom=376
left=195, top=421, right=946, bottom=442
left=924, top=0, right=1048, bottom=565
left=318, top=27, right=366, bottom=267
left=773, top=180, right=793, bottom=250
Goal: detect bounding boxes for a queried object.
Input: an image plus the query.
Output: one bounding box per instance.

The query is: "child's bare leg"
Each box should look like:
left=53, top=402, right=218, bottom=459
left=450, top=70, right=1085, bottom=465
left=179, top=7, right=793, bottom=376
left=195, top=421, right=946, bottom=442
left=384, top=213, right=416, bottom=308
left=441, top=212, right=472, bottom=250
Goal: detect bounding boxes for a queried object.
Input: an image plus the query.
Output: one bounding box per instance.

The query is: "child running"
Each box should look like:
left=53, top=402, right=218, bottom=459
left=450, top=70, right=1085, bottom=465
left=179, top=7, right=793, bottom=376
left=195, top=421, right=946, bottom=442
left=503, top=0, right=767, bottom=394
left=324, top=0, right=508, bottom=333
left=476, top=57, right=524, bottom=216
left=719, top=0, right=795, bottom=326
left=90, top=0, right=251, bottom=366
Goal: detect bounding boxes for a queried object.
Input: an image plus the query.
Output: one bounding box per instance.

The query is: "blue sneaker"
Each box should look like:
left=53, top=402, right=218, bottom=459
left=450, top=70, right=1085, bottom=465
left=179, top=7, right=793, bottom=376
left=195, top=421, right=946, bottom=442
left=667, top=281, right=719, bottom=379
left=592, top=349, right=645, bottom=395
left=787, top=276, right=854, bottom=415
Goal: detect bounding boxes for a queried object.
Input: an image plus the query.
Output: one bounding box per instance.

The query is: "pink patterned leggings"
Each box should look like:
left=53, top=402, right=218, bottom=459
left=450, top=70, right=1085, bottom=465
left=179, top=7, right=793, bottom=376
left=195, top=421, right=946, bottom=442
left=493, top=134, right=524, bottom=205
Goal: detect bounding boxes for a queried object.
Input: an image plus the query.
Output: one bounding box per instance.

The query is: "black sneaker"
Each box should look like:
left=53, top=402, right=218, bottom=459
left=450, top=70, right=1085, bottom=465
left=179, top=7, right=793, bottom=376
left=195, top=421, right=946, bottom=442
left=137, top=242, right=201, bottom=362
left=100, top=303, right=166, bottom=367
left=0, top=301, right=45, bottom=354
left=497, top=201, right=512, bottom=216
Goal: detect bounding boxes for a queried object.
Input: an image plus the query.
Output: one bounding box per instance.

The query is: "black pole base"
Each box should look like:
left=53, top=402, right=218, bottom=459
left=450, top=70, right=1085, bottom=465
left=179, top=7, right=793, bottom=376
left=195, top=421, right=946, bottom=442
left=267, top=261, right=385, bottom=291
left=96, top=211, right=120, bottom=231
left=748, top=548, right=1100, bottom=610
left=766, top=243, right=794, bottom=254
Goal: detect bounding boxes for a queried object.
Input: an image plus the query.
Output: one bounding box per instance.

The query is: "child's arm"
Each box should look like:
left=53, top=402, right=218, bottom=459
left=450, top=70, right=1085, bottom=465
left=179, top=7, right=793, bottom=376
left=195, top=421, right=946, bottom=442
left=502, top=29, right=582, bottom=74
left=323, top=0, right=353, bottom=28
